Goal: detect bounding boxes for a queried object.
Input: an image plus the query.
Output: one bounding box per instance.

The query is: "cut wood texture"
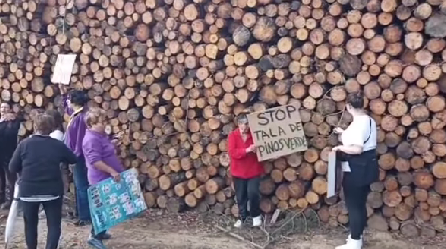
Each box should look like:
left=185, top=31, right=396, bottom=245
left=2, top=0, right=446, bottom=236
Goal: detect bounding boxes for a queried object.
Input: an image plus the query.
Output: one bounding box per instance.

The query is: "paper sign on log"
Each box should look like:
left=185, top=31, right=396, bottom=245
left=247, top=103, right=308, bottom=161
left=51, top=54, right=77, bottom=85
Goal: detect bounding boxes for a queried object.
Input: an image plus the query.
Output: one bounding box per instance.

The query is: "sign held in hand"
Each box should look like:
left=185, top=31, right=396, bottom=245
left=247, top=103, right=307, bottom=161
left=327, top=151, right=337, bottom=198
left=51, top=54, right=77, bottom=85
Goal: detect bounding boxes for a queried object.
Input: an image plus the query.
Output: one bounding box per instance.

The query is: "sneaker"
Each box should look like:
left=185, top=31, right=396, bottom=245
left=73, top=219, right=91, bottom=227
left=234, top=220, right=243, bottom=228
left=346, top=234, right=363, bottom=243
left=336, top=238, right=362, bottom=249
left=253, top=216, right=262, bottom=227
left=87, top=238, right=108, bottom=249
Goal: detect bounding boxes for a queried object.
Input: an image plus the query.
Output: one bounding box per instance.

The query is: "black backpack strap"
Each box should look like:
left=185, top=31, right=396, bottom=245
left=364, top=118, right=372, bottom=144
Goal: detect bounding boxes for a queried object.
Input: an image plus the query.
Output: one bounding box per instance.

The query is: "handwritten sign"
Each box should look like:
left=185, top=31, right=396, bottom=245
left=51, top=54, right=77, bottom=85
left=247, top=103, right=308, bottom=161
left=88, top=168, right=147, bottom=235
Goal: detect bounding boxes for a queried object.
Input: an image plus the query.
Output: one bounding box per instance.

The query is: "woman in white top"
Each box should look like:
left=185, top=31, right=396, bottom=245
left=44, top=110, right=68, bottom=246
left=332, top=92, right=378, bottom=249
left=46, top=110, right=64, bottom=141
left=46, top=110, right=67, bottom=192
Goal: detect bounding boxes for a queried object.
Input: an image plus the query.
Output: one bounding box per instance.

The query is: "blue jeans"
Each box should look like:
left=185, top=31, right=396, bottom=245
left=72, top=156, right=91, bottom=221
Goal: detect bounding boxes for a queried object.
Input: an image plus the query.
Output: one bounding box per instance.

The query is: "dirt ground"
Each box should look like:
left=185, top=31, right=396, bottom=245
left=0, top=210, right=442, bottom=249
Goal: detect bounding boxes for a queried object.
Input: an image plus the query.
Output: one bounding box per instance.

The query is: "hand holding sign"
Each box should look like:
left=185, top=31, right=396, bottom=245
left=332, top=146, right=341, bottom=152
left=111, top=171, right=121, bottom=182
left=246, top=144, right=256, bottom=153
left=334, top=127, right=344, bottom=134
left=58, top=84, right=68, bottom=94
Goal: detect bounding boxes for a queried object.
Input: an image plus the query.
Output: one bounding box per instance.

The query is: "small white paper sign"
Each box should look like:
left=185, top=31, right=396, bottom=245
left=51, top=54, right=77, bottom=85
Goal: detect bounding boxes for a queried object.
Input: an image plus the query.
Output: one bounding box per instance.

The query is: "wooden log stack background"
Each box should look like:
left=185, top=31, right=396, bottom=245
left=2, top=0, right=446, bottom=237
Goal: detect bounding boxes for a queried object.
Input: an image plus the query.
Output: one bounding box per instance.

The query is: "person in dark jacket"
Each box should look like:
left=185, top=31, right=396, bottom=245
left=59, top=85, right=91, bottom=226
left=227, top=113, right=264, bottom=228
left=0, top=101, right=23, bottom=209
left=9, top=113, right=77, bottom=249
left=38, top=110, right=69, bottom=221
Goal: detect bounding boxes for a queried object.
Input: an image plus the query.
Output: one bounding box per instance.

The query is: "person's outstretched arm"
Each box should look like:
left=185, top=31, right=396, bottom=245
left=9, top=142, right=23, bottom=174
left=61, top=142, right=78, bottom=165
left=59, top=85, right=73, bottom=115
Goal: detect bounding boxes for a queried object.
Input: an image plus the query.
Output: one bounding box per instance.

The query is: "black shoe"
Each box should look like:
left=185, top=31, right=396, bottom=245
left=97, top=233, right=112, bottom=240
left=73, top=219, right=91, bottom=226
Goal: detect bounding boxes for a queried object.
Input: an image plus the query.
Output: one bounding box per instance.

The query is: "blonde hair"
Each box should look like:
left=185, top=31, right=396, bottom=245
left=85, top=107, right=107, bottom=128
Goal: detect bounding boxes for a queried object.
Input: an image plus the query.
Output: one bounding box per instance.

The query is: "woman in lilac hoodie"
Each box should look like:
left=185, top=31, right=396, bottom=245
left=59, top=85, right=91, bottom=226
left=82, top=107, right=125, bottom=249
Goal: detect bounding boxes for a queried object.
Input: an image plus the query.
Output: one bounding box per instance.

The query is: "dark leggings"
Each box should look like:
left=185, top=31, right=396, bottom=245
left=22, top=198, right=63, bottom=249
left=343, top=173, right=370, bottom=240
left=0, top=162, right=17, bottom=203
left=233, top=176, right=261, bottom=220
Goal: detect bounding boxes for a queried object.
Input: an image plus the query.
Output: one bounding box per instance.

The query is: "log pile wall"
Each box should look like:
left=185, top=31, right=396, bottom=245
left=2, top=0, right=446, bottom=236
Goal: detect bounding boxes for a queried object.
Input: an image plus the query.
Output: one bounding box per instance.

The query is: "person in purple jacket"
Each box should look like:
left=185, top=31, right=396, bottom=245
left=82, top=107, right=125, bottom=249
left=59, top=85, right=91, bottom=226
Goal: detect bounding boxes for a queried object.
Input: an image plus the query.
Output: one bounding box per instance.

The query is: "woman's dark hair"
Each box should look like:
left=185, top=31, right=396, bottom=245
left=45, top=109, right=64, bottom=132
left=69, top=90, right=88, bottom=107
left=346, top=91, right=364, bottom=109
left=236, top=113, right=248, bottom=124
left=33, top=114, right=55, bottom=135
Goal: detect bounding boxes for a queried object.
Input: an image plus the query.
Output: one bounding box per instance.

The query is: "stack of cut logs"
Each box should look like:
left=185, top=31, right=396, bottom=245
left=2, top=0, right=446, bottom=237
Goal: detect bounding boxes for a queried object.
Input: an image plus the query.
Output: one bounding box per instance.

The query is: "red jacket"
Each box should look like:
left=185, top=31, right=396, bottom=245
left=228, top=129, right=264, bottom=179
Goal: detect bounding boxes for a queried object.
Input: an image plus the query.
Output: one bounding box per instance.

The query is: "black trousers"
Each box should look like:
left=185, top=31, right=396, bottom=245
left=0, top=161, right=17, bottom=204
left=343, top=173, right=370, bottom=240
left=233, top=176, right=261, bottom=220
left=22, top=198, right=63, bottom=249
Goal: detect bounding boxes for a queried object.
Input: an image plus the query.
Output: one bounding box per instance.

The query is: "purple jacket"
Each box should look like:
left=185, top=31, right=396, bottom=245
left=82, top=129, right=125, bottom=185
left=63, top=94, right=87, bottom=157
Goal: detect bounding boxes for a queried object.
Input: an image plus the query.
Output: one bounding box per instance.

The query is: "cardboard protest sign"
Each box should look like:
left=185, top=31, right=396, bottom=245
left=247, top=103, right=308, bottom=161
left=88, top=168, right=147, bottom=235
left=51, top=54, right=77, bottom=85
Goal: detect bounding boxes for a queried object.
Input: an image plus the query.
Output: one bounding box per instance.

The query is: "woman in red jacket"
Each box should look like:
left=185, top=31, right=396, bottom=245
left=228, top=113, right=264, bottom=228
